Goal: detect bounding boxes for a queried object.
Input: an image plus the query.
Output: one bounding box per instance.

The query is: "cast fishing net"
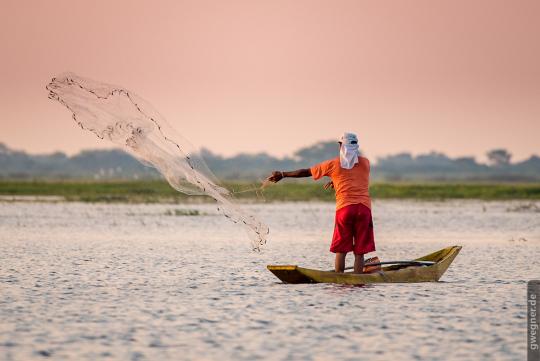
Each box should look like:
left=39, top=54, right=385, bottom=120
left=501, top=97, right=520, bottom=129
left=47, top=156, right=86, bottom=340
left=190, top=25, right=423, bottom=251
left=46, top=73, right=268, bottom=251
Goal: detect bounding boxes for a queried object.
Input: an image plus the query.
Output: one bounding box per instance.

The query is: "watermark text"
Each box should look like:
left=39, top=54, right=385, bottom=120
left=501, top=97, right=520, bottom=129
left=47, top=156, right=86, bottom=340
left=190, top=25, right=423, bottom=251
left=529, top=280, right=539, bottom=361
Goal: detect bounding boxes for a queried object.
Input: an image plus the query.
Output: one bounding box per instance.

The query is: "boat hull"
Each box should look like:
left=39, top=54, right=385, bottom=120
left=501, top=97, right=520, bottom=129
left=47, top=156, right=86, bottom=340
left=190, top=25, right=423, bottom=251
left=267, top=246, right=461, bottom=285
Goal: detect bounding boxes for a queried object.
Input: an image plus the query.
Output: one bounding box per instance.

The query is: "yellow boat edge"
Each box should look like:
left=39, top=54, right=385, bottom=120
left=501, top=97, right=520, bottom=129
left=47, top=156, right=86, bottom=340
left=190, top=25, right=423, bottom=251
left=267, top=245, right=462, bottom=285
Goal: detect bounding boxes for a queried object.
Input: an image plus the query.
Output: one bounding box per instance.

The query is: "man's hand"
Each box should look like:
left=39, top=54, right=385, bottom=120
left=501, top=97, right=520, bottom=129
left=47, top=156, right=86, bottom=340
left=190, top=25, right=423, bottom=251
left=324, top=181, right=334, bottom=190
left=267, top=171, right=284, bottom=183
left=266, top=168, right=311, bottom=182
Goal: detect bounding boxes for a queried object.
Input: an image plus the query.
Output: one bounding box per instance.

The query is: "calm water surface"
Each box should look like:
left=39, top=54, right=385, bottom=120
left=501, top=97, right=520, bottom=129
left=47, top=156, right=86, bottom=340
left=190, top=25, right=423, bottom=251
left=1, top=200, right=539, bottom=360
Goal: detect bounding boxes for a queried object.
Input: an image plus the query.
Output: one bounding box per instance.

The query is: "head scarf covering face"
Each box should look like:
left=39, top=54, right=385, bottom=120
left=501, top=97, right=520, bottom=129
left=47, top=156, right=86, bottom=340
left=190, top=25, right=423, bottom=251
left=339, top=132, right=359, bottom=169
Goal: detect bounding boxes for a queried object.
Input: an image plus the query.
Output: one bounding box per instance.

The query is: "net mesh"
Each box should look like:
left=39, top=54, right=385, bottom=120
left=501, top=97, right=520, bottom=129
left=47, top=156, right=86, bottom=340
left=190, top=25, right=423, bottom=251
left=46, top=73, right=269, bottom=251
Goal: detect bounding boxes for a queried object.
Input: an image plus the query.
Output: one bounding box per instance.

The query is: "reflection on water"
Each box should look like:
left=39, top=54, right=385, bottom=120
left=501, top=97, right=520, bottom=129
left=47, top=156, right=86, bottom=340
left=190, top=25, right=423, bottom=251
left=0, top=200, right=539, bottom=360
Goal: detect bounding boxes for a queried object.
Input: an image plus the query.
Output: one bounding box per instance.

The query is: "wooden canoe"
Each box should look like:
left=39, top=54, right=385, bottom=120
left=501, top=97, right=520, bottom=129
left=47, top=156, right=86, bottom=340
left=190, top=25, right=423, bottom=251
left=267, top=245, right=461, bottom=285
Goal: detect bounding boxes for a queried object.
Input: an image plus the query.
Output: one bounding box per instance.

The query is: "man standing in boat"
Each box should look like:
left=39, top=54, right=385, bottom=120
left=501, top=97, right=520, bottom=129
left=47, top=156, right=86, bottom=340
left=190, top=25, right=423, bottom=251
left=267, top=132, right=375, bottom=274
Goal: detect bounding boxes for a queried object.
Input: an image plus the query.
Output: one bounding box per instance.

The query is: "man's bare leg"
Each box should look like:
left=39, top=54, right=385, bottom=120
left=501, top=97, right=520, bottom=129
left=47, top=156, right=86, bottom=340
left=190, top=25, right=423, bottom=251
left=335, top=253, right=346, bottom=273
left=353, top=254, right=364, bottom=274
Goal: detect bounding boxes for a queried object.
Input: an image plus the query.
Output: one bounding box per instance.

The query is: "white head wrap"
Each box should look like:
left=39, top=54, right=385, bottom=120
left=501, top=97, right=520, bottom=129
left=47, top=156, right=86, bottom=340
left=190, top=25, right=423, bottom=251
left=339, top=132, right=359, bottom=169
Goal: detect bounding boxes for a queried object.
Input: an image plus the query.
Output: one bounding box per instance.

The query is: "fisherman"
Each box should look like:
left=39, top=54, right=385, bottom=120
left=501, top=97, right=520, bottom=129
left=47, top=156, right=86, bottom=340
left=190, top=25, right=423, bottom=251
left=267, top=132, right=375, bottom=273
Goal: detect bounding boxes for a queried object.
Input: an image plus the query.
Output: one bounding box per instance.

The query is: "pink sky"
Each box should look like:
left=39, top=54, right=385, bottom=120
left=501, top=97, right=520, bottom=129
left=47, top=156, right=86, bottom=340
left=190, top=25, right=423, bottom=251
left=1, top=0, right=539, bottom=161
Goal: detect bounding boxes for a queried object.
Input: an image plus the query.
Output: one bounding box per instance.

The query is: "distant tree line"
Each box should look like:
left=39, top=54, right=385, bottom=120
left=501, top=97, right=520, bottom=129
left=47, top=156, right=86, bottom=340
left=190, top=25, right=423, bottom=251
left=1, top=141, right=539, bottom=182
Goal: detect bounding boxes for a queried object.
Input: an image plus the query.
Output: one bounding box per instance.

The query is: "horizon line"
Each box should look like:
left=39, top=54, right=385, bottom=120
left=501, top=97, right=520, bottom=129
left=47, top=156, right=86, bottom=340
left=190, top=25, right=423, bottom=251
left=1, top=140, right=537, bottom=165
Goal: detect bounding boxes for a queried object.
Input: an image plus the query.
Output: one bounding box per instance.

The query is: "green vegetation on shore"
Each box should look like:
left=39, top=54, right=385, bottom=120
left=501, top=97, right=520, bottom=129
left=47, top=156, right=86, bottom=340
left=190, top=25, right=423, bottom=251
left=1, top=180, right=539, bottom=203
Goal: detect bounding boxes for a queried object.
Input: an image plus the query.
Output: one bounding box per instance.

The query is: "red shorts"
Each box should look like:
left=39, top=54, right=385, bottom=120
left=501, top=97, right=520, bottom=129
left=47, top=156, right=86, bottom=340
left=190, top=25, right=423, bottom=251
left=330, top=203, right=375, bottom=255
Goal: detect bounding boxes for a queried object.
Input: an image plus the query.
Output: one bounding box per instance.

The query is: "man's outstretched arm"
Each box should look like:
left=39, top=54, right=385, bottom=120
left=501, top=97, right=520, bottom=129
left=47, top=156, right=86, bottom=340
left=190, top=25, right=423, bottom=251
left=267, top=168, right=312, bottom=183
